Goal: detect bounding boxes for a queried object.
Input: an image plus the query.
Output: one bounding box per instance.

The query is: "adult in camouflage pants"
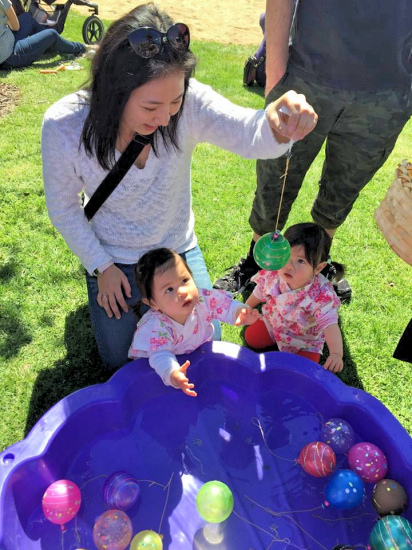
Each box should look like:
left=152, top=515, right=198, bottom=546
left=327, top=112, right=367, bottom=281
left=250, top=73, right=412, bottom=235
left=214, top=0, right=412, bottom=297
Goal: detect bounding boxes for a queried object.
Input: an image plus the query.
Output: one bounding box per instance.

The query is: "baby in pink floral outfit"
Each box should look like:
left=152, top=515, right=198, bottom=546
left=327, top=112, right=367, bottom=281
left=245, top=223, right=344, bottom=372
left=128, top=248, right=261, bottom=396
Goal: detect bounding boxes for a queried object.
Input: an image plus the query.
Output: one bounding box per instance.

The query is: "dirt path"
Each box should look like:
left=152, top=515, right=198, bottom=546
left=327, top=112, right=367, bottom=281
left=77, top=0, right=265, bottom=46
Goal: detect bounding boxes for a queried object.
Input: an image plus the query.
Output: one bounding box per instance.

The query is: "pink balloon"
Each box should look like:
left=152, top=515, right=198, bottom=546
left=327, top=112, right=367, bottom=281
left=297, top=441, right=336, bottom=477
left=42, top=479, right=81, bottom=530
left=348, top=442, right=388, bottom=482
left=93, top=510, right=133, bottom=550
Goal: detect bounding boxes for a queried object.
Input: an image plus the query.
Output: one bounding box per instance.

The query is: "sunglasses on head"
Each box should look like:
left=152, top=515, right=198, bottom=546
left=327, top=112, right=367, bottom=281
left=128, top=23, right=190, bottom=59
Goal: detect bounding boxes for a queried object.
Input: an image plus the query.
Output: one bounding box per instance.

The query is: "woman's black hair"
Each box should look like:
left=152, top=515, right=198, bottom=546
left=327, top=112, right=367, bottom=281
left=284, top=222, right=345, bottom=279
left=133, top=247, right=193, bottom=318
left=82, top=3, right=197, bottom=170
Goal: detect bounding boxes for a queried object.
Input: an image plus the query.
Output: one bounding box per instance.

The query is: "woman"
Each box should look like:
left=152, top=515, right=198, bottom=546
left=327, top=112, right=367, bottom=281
left=0, top=0, right=91, bottom=69
left=42, top=2, right=318, bottom=370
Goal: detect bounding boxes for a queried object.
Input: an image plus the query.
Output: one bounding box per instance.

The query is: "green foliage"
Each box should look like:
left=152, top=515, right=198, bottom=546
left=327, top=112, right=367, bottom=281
left=0, top=15, right=411, bottom=452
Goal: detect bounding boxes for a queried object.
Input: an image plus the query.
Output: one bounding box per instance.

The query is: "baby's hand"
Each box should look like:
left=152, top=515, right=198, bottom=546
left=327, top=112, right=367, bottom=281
left=234, top=306, right=262, bottom=326
left=170, top=360, right=197, bottom=397
left=323, top=353, right=343, bottom=373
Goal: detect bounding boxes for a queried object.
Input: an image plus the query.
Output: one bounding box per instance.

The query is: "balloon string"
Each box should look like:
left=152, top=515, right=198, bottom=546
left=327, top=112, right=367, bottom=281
left=244, top=495, right=328, bottom=550
left=158, top=472, right=174, bottom=535
left=232, top=510, right=303, bottom=550
left=274, top=147, right=291, bottom=233
left=245, top=495, right=322, bottom=516
left=251, top=417, right=295, bottom=462
left=311, top=511, right=375, bottom=524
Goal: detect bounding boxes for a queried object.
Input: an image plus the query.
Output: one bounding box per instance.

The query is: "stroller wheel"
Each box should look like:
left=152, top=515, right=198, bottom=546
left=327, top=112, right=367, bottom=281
left=82, top=15, right=104, bottom=45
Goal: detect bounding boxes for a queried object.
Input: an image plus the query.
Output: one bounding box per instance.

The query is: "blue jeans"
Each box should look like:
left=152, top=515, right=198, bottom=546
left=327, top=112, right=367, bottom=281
left=1, top=13, right=85, bottom=69
left=86, top=246, right=221, bottom=371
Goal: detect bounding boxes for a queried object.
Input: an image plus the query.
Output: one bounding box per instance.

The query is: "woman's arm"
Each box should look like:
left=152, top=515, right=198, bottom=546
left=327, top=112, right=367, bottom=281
left=6, top=4, right=19, bottom=31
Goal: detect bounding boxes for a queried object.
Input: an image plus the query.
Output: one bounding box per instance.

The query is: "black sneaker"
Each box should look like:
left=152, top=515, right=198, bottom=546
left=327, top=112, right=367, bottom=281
left=321, top=263, right=352, bottom=303
left=213, top=254, right=259, bottom=294
left=333, top=278, right=352, bottom=303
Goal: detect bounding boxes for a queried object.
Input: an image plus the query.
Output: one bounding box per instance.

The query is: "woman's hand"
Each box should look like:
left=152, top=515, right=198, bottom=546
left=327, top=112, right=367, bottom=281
left=96, top=264, right=132, bottom=319
left=266, top=90, right=318, bottom=144
left=170, top=361, right=197, bottom=397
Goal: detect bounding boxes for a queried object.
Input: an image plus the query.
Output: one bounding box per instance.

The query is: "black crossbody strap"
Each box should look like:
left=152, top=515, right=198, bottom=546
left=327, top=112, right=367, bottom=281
left=84, top=134, right=152, bottom=221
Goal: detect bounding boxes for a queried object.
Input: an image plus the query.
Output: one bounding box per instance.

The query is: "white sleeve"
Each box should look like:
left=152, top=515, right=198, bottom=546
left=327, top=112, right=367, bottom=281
left=185, top=79, right=291, bottom=159
left=148, top=350, right=181, bottom=387
left=41, top=106, right=113, bottom=275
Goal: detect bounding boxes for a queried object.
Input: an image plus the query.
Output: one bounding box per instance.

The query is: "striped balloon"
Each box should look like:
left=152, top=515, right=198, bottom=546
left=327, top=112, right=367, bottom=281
left=369, top=515, right=412, bottom=550
left=253, top=231, right=291, bottom=271
left=42, top=479, right=81, bottom=530
left=297, top=441, right=337, bottom=477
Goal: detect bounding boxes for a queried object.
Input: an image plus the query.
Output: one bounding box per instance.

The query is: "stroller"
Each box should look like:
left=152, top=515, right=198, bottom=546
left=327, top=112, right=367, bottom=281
left=24, top=0, right=104, bottom=44
left=243, top=13, right=266, bottom=88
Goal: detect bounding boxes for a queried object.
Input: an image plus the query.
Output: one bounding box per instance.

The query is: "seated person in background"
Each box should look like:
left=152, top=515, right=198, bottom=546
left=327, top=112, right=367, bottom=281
left=128, top=248, right=261, bottom=396
left=245, top=223, right=344, bottom=372
left=0, top=0, right=92, bottom=69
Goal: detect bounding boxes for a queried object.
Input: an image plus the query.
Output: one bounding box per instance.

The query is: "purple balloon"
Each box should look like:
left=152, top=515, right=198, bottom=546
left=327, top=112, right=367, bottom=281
left=348, top=442, right=388, bottom=483
left=321, top=418, right=355, bottom=454
left=103, top=471, right=140, bottom=511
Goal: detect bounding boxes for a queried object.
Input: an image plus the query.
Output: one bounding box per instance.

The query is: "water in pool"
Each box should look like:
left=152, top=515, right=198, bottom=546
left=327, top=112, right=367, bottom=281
left=30, top=378, right=375, bottom=549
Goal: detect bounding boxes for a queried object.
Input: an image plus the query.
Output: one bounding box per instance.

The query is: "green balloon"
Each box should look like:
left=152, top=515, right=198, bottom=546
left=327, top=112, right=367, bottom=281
left=196, top=481, right=234, bottom=523
left=369, top=515, right=412, bottom=549
left=130, top=530, right=163, bottom=550
left=253, top=231, right=291, bottom=271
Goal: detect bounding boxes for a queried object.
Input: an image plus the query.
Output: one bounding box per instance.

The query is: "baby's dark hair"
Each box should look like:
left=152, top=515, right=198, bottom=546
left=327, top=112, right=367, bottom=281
left=133, top=248, right=192, bottom=318
left=284, top=223, right=345, bottom=280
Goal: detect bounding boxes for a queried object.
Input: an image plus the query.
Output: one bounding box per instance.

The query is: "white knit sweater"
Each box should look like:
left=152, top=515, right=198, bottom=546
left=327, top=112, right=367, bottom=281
left=42, top=78, right=290, bottom=275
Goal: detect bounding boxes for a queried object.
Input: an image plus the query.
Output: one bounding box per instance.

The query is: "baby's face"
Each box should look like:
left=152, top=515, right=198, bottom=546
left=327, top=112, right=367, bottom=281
left=278, top=245, right=315, bottom=290
left=149, top=257, right=198, bottom=324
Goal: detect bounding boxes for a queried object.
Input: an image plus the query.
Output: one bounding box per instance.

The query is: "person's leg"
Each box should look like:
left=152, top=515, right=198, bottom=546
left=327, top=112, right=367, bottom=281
left=13, top=13, right=41, bottom=40
left=5, top=29, right=85, bottom=68
left=182, top=245, right=221, bottom=340
left=86, top=263, right=144, bottom=371
left=214, top=74, right=345, bottom=293
left=311, top=87, right=412, bottom=230
left=297, top=350, right=321, bottom=363
left=244, top=319, right=275, bottom=350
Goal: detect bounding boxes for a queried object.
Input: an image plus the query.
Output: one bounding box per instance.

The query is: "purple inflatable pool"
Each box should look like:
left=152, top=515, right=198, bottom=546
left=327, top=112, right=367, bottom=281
left=0, top=342, right=411, bottom=549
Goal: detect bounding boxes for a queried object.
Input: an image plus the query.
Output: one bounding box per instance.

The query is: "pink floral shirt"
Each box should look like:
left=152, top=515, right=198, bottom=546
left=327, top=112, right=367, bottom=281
left=251, top=270, right=341, bottom=354
left=128, top=288, right=242, bottom=359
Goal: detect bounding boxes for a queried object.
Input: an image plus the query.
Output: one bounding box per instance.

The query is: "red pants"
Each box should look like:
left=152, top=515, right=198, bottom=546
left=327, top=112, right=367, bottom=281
left=244, top=319, right=321, bottom=363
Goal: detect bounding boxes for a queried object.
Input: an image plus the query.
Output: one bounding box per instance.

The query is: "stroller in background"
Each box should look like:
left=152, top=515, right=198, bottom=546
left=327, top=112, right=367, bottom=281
left=24, top=0, right=104, bottom=44
left=243, top=13, right=266, bottom=88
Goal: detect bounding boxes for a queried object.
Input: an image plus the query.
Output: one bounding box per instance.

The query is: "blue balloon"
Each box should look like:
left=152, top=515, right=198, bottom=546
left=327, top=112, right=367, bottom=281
left=325, top=469, right=365, bottom=510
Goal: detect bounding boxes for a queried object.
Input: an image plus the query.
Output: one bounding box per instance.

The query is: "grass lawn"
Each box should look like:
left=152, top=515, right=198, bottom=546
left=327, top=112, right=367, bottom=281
left=0, top=13, right=411, bottom=452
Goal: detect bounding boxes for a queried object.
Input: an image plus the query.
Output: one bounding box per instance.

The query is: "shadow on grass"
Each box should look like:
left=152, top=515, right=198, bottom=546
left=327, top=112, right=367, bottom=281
left=0, top=305, right=32, bottom=360
left=24, top=304, right=108, bottom=437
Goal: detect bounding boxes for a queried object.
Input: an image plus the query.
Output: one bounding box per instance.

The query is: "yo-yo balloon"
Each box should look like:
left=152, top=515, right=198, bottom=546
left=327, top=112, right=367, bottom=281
left=371, top=479, right=408, bottom=516
left=196, top=480, right=234, bottom=523
left=297, top=441, right=336, bottom=477
left=321, top=418, right=356, bottom=454
left=253, top=230, right=291, bottom=271
left=369, top=515, right=412, bottom=549
left=93, top=509, right=133, bottom=550
left=103, top=471, right=140, bottom=511
left=130, top=530, right=163, bottom=550
left=42, top=479, right=81, bottom=531
left=325, top=469, right=365, bottom=510
left=348, top=442, right=388, bottom=482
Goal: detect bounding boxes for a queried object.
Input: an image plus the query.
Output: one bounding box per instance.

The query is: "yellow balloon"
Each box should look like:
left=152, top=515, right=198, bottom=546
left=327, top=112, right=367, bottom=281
left=130, top=530, right=163, bottom=550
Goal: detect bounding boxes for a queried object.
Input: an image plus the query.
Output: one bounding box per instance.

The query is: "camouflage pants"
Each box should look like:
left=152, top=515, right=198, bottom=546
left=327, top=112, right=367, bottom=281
left=250, top=72, right=412, bottom=234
